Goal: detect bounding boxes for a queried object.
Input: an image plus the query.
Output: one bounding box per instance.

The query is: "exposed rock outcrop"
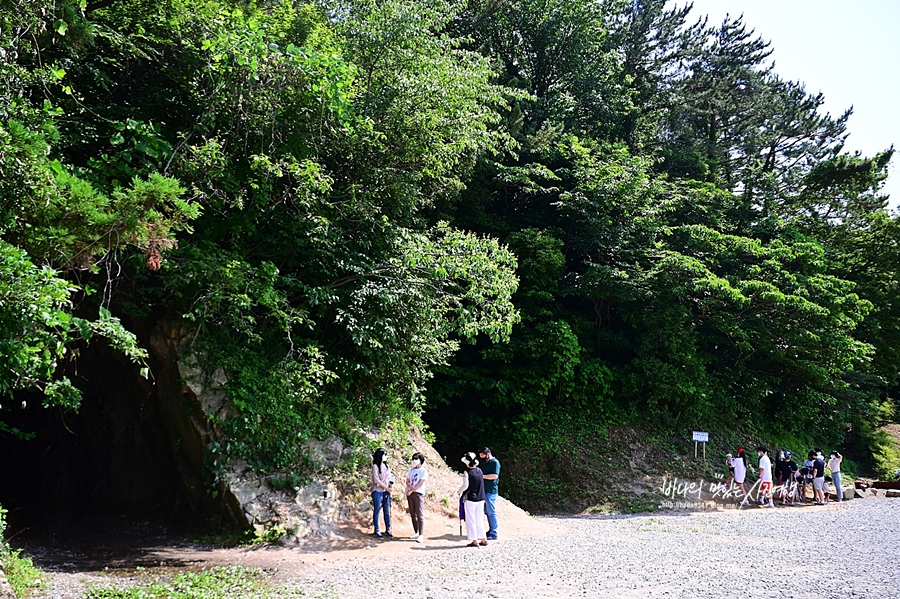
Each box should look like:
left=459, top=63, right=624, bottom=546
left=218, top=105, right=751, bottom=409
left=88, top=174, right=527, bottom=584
left=0, top=558, right=15, bottom=599
left=149, top=320, right=373, bottom=540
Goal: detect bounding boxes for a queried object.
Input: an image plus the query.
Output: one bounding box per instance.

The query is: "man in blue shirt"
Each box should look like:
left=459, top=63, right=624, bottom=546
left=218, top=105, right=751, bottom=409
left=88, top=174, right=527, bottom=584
left=479, top=446, right=501, bottom=540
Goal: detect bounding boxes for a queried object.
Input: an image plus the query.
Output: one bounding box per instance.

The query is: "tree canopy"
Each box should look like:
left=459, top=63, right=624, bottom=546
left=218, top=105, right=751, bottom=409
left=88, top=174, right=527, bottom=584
left=1, top=0, right=897, bottom=477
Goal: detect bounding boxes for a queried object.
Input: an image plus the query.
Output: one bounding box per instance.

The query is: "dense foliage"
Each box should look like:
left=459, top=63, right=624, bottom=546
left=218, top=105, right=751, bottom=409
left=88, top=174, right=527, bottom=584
left=1, top=0, right=897, bottom=485
left=427, top=0, right=898, bottom=464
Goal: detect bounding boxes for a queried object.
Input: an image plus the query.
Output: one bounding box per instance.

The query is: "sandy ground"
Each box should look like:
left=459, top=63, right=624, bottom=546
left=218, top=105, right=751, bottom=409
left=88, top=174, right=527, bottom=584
left=18, top=491, right=556, bottom=598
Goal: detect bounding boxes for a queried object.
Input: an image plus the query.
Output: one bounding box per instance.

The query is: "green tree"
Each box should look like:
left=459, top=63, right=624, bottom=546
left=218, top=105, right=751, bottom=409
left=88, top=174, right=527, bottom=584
left=0, top=0, right=194, bottom=434
left=9, top=0, right=523, bottom=468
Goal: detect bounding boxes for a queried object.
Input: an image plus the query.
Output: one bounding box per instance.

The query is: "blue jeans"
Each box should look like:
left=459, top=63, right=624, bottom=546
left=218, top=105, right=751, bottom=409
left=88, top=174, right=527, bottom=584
left=372, top=490, right=391, bottom=533
left=484, top=492, right=498, bottom=538
left=832, top=472, right=842, bottom=500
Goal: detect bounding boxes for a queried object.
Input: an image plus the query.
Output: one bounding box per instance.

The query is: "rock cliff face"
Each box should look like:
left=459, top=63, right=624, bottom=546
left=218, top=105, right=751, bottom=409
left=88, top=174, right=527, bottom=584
left=0, top=318, right=369, bottom=541
left=146, top=320, right=243, bottom=525
left=150, top=320, right=368, bottom=540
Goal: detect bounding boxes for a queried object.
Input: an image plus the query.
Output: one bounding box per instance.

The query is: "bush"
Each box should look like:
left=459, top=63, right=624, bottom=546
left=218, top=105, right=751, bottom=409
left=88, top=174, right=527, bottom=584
left=83, top=566, right=295, bottom=599
left=1, top=506, right=46, bottom=598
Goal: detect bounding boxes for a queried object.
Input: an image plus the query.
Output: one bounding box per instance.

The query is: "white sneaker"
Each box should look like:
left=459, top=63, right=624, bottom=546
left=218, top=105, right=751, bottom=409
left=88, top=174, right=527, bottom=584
left=740, top=500, right=749, bottom=506
left=409, top=533, right=420, bottom=540
left=416, top=536, right=424, bottom=543
left=766, top=502, right=775, bottom=508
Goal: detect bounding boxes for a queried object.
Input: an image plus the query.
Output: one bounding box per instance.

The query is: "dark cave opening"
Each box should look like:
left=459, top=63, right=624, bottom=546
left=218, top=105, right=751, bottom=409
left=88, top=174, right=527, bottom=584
left=0, top=339, right=205, bottom=536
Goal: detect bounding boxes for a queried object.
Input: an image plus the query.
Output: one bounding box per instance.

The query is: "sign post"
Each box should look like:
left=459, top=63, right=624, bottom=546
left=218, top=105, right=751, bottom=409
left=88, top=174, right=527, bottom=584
left=692, top=431, right=709, bottom=460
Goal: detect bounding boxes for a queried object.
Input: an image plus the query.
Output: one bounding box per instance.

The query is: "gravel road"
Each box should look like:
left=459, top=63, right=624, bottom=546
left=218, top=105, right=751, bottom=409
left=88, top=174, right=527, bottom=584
left=29, top=496, right=900, bottom=599
left=295, top=497, right=899, bottom=599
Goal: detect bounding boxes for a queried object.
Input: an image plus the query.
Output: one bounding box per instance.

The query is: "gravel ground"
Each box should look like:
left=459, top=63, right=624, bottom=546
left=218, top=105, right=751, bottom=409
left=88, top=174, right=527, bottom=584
left=28, top=496, right=900, bottom=599
left=294, top=497, right=900, bottom=599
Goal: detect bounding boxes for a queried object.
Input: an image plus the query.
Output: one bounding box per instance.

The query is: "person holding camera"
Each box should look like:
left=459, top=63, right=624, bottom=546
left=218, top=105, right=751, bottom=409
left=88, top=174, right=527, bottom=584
left=370, top=448, right=393, bottom=538
left=828, top=451, right=843, bottom=502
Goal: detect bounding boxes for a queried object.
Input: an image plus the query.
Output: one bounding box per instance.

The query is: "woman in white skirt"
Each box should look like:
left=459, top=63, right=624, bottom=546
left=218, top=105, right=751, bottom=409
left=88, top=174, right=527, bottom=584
left=458, top=452, right=487, bottom=547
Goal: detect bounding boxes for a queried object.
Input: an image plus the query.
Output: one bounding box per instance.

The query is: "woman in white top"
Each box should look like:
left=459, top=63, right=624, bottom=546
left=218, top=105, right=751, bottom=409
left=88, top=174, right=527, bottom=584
left=733, top=448, right=749, bottom=506
left=371, top=448, right=393, bottom=538
left=406, top=452, right=428, bottom=543
left=828, top=451, right=843, bottom=502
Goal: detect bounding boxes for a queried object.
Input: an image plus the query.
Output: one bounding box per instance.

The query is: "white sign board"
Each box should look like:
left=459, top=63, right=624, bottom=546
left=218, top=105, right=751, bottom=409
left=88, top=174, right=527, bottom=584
left=692, top=431, right=709, bottom=443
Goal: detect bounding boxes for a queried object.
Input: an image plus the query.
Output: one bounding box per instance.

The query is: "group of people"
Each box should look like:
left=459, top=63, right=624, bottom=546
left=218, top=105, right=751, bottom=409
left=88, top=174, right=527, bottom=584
left=726, top=446, right=844, bottom=507
left=369, top=446, right=501, bottom=547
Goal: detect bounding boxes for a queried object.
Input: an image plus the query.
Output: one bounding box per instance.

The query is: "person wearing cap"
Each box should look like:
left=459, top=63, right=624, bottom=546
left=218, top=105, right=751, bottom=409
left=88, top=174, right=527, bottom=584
left=811, top=451, right=827, bottom=505
left=479, top=446, right=501, bottom=540
left=828, top=451, right=843, bottom=502
left=458, top=452, right=488, bottom=547
left=757, top=446, right=774, bottom=508
left=780, top=451, right=799, bottom=506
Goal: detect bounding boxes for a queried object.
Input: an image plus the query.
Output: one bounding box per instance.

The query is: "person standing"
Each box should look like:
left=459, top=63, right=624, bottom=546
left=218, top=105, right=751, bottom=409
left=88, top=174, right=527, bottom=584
left=734, top=448, right=750, bottom=506
left=458, top=452, right=488, bottom=547
left=479, top=446, right=501, bottom=540
left=800, top=452, right=815, bottom=502
left=811, top=451, right=827, bottom=505
left=828, top=451, right=843, bottom=502
left=781, top=451, right=799, bottom=506
left=406, top=452, right=428, bottom=543
left=757, top=447, right=774, bottom=508
left=773, top=451, right=790, bottom=504
left=725, top=453, right=735, bottom=488
left=371, top=448, right=393, bottom=538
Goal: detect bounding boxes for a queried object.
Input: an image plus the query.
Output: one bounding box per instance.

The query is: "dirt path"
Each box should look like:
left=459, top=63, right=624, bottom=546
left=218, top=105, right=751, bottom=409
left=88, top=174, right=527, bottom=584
left=17, top=495, right=556, bottom=598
